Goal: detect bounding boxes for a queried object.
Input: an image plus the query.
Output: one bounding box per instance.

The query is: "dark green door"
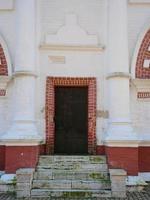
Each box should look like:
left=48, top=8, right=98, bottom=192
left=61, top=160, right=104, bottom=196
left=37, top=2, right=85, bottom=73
left=54, top=87, right=88, bottom=154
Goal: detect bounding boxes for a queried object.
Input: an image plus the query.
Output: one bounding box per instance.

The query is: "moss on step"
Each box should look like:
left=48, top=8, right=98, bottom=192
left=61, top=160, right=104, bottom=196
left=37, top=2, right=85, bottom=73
left=62, top=191, right=92, bottom=198
left=90, top=156, right=103, bottom=162
left=89, top=173, right=111, bottom=183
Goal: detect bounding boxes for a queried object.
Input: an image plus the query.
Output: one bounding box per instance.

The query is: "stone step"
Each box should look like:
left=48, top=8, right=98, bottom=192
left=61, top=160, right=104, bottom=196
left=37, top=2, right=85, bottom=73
left=34, top=170, right=109, bottom=181
left=37, top=163, right=108, bottom=171
left=32, top=180, right=111, bottom=190
left=31, top=189, right=112, bottom=199
left=39, top=155, right=106, bottom=164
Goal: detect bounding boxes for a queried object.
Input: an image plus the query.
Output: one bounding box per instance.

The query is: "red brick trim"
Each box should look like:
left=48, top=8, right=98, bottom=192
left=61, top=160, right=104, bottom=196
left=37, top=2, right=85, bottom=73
left=46, top=77, right=97, bottom=155
left=136, top=29, right=150, bottom=79
left=0, top=89, right=6, bottom=96
left=137, top=92, right=150, bottom=99
left=96, top=145, right=105, bottom=155
left=0, top=44, right=8, bottom=76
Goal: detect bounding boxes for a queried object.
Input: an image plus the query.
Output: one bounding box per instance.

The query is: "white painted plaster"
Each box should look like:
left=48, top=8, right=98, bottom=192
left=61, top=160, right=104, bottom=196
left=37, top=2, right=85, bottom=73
left=0, top=0, right=14, bottom=10
left=0, top=0, right=149, bottom=152
left=45, top=13, right=99, bottom=46
left=105, top=0, right=138, bottom=145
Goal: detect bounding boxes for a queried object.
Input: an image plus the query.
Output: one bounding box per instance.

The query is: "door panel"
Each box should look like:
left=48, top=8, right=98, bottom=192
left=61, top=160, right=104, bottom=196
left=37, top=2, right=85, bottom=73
left=54, top=87, right=88, bottom=154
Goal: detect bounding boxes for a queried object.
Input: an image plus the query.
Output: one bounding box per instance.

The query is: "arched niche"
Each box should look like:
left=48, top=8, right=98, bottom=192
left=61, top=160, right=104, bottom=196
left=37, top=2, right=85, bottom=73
left=131, top=24, right=150, bottom=79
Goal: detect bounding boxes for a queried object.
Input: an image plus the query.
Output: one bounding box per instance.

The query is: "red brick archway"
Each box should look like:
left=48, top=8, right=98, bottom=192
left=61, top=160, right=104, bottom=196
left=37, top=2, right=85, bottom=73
left=46, top=77, right=96, bottom=155
left=136, top=29, right=150, bottom=79
left=0, top=43, right=8, bottom=76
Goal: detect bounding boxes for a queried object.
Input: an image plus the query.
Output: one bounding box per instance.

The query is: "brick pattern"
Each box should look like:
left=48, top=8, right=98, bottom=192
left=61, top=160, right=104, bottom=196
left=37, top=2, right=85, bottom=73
left=136, top=29, right=150, bottom=79
left=96, top=145, right=105, bottom=155
left=139, top=147, right=150, bottom=172
left=0, top=44, right=8, bottom=76
left=106, top=147, right=139, bottom=175
left=0, top=89, right=6, bottom=96
left=137, top=92, right=150, bottom=99
left=46, top=77, right=97, bottom=155
left=5, top=146, right=39, bottom=173
left=0, top=146, right=5, bottom=170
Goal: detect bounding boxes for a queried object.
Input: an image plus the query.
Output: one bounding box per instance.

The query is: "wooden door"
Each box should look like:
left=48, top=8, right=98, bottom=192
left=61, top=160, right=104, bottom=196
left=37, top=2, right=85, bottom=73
left=54, top=87, right=88, bottom=154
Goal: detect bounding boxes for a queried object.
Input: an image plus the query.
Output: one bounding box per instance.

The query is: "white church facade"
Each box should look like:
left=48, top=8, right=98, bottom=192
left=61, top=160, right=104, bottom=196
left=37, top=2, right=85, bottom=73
left=0, top=0, right=150, bottom=181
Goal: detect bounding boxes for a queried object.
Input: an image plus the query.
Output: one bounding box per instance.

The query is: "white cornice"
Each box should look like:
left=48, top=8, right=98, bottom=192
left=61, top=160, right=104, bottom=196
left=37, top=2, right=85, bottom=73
left=104, top=140, right=139, bottom=147
left=39, top=44, right=104, bottom=53
left=13, top=71, right=38, bottom=78
left=106, top=72, right=131, bottom=80
left=129, top=0, right=150, bottom=4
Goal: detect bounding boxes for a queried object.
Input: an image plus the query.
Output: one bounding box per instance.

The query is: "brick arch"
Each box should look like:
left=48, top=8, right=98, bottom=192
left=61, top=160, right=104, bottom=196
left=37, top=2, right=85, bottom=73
left=136, top=29, right=150, bottom=79
left=0, top=35, right=12, bottom=76
left=0, top=44, right=8, bottom=76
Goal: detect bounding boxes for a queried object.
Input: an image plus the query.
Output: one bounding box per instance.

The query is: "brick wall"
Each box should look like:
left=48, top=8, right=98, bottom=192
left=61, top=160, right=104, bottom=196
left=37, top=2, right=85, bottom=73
left=0, top=146, right=5, bottom=170
left=139, top=147, right=150, bottom=172
left=5, top=146, right=39, bottom=173
left=46, top=77, right=97, bottom=155
left=106, top=147, right=139, bottom=175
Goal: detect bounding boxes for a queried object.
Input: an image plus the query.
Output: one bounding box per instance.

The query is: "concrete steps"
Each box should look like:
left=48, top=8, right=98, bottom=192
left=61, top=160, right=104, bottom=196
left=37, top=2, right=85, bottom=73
left=34, top=170, right=109, bottom=180
left=31, top=155, right=111, bottom=199
left=31, top=189, right=112, bottom=199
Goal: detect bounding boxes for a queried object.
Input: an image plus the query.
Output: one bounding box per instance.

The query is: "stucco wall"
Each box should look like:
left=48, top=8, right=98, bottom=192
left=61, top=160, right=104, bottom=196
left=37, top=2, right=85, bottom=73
left=128, top=3, right=150, bottom=61
left=0, top=0, right=150, bottom=145
left=128, top=2, right=150, bottom=140
left=35, top=0, right=108, bottom=144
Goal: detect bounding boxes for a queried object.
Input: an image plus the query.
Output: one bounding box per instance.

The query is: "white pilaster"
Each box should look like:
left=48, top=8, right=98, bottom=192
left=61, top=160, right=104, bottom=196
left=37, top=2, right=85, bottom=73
left=2, top=0, right=41, bottom=144
left=105, top=0, right=138, bottom=146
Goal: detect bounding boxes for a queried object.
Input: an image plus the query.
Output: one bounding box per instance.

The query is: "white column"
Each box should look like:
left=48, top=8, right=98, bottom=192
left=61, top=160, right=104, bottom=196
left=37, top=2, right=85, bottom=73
left=105, top=0, right=137, bottom=145
left=2, top=0, right=41, bottom=143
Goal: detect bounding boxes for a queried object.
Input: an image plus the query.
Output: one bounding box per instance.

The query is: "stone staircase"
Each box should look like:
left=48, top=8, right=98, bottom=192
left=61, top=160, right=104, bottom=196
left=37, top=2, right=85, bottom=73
left=31, top=155, right=111, bottom=199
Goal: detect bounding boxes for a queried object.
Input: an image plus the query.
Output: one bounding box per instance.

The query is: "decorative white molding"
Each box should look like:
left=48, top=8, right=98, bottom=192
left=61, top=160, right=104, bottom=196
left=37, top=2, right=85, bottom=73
left=0, top=0, right=14, bottom=10
left=105, top=140, right=139, bottom=147
left=106, top=72, right=131, bottom=79
left=129, top=0, right=150, bottom=3
left=39, top=44, right=104, bottom=52
left=13, top=70, right=38, bottom=78
left=41, top=13, right=102, bottom=50
left=131, top=79, right=150, bottom=91
left=49, top=56, right=65, bottom=64
left=0, top=140, right=41, bottom=146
